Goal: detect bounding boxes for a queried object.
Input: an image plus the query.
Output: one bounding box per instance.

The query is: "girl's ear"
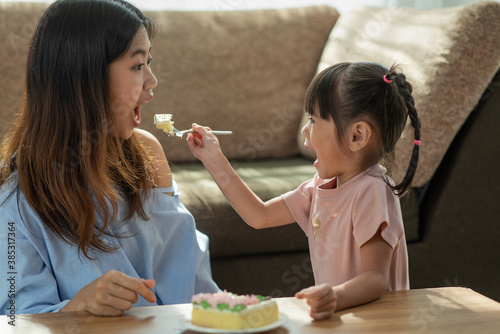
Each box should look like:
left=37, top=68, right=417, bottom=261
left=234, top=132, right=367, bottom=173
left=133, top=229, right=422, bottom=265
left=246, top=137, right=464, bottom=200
left=348, top=121, right=373, bottom=152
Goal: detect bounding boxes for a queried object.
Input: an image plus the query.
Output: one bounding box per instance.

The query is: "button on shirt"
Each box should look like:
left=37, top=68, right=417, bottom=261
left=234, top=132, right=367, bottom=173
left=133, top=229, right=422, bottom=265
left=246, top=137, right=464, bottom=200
left=0, top=177, right=219, bottom=314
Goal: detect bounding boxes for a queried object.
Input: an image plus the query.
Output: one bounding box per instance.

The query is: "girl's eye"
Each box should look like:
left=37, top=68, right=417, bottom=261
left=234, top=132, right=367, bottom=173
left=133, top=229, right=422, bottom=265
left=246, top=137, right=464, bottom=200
left=147, top=58, right=153, bottom=67
left=307, top=116, right=315, bottom=124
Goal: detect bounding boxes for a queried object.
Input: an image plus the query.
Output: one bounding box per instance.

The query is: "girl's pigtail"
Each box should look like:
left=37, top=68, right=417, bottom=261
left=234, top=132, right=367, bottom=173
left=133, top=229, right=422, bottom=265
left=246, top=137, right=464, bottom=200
left=388, top=72, right=421, bottom=197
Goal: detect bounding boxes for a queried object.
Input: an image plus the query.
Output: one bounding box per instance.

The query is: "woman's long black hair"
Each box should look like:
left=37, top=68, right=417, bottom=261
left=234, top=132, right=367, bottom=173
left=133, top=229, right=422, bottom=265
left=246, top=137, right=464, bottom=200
left=0, top=0, right=158, bottom=258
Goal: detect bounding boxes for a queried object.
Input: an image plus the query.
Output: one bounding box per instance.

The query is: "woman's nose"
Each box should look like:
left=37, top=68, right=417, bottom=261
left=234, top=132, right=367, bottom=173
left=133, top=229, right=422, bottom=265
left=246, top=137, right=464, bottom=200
left=145, top=67, right=158, bottom=90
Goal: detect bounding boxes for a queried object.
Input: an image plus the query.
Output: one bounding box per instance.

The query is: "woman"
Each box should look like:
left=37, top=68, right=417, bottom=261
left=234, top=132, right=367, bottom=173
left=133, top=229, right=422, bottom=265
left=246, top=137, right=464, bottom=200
left=0, top=0, right=218, bottom=316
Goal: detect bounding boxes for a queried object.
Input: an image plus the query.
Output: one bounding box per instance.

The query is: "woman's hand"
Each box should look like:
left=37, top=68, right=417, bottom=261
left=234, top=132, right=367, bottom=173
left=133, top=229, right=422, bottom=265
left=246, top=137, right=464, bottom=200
left=61, top=270, right=156, bottom=316
left=295, top=283, right=337, bottom=320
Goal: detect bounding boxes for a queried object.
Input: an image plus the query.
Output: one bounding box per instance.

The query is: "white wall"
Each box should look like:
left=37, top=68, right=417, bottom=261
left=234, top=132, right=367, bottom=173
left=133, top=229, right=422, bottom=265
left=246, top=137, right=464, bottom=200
left=132, top=0, right=500, bottom=12
left=1, top=0, right=499, bottom=13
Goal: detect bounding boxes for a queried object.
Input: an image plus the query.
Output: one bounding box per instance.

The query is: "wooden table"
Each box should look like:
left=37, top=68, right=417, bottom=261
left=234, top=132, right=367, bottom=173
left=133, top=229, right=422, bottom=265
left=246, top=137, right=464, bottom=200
left=1, top=287, right=499, bottom=333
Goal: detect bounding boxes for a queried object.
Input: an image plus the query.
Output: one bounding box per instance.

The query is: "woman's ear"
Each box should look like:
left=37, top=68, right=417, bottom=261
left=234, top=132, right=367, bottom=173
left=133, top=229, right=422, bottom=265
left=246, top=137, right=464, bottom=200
left=348, top=121, right=373, bottom=152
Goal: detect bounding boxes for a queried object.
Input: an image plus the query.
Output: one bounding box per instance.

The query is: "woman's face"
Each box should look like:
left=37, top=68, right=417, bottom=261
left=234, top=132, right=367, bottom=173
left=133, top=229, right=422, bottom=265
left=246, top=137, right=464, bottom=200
left=109, top=26, right=157, bottom=139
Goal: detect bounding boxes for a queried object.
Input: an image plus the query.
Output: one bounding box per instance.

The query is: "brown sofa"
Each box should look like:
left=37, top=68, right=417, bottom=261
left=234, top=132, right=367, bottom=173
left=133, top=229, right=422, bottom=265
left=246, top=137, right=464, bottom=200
left=1, top=2, right=499, bottom=302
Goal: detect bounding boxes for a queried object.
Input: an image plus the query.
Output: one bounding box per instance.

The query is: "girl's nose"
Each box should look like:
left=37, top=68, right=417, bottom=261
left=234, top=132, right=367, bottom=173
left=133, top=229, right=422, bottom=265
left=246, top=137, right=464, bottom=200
left=301, top=121, right=310, bottom=139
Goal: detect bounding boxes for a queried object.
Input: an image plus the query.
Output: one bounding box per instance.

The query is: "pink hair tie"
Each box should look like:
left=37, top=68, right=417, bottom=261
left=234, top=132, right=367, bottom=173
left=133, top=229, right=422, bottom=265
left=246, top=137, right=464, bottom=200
left=414, top=140, right=421, bottom=146
left=383, top=75, right=392, bottom=84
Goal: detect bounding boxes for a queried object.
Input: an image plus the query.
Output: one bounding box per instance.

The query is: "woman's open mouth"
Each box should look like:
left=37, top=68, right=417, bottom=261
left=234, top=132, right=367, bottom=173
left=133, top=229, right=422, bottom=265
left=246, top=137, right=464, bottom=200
left=133, top=95, right=154, bottom=127
left=133, top=105, right=141, bottom=126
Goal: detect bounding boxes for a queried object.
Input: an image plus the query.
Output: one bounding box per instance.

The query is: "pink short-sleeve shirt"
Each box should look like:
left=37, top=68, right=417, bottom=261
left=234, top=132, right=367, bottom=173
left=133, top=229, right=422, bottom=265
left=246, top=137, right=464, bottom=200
left=282, top=164, right=409, bottom=291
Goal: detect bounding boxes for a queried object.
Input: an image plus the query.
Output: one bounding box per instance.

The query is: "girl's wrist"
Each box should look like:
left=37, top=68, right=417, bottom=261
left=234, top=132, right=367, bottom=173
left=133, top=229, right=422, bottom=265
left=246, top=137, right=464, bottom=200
left=202, top=150, right=228, bottom=172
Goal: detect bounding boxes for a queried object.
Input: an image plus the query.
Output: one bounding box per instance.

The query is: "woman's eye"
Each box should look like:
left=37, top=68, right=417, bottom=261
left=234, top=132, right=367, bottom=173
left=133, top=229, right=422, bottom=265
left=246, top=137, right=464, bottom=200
left=308, top=116, right=315, bottom=124
left=134, top=64, right=144, bottom=71
left=147, top=58, right=153, bottom=67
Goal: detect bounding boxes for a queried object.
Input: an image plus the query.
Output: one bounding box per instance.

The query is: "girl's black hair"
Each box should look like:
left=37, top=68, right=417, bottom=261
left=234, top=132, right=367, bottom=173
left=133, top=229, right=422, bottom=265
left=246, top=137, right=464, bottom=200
left=304, top=62, right=421, bottom=197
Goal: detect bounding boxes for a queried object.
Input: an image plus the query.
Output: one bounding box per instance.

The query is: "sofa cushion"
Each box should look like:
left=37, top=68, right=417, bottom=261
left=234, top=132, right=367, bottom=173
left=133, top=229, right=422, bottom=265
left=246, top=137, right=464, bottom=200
left=0, top=4, right=338, bottom=163
left=142, top=6, right=339, bottom=162
left=0, top=3, right=49, bottom=138
left=297, top=2, right=500, bottom=187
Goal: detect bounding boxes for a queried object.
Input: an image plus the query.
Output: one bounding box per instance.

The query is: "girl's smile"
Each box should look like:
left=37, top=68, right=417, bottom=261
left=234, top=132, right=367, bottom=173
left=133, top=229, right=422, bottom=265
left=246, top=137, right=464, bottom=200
left=301, top=114, right=345, bottom=181
left=301, top=112, right=364, bottom=186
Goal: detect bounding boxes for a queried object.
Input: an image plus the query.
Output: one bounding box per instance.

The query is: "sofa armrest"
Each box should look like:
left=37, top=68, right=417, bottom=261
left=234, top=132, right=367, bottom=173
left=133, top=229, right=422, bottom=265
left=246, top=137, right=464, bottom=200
left=408, top=70, right=500, bottom=301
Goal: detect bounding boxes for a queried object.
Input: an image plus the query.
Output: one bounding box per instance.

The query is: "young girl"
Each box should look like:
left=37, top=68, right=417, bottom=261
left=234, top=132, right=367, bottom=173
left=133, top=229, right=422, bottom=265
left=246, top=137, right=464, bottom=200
left=187, top=62, right=420, bottom=320
left=0, top=0, right=218, bottom=316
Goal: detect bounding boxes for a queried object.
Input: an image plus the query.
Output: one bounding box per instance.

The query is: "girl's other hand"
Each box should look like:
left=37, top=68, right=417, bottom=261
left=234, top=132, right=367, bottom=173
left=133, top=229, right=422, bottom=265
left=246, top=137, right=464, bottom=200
left=295, top=283, right=337, bottom=320
left=61, top=270, right=156, bottom=316
left=186, top=123, right=222, bottom=163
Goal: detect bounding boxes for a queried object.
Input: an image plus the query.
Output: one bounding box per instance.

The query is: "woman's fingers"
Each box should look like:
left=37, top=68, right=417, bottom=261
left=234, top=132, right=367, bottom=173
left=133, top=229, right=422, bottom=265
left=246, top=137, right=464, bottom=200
left=92, top=293, right=134, bottom=315
left=107, top=271, right=156, bottom=303
left=62, top=271, right=156, bottom=316
left=141, top=278, right=156, bottom=289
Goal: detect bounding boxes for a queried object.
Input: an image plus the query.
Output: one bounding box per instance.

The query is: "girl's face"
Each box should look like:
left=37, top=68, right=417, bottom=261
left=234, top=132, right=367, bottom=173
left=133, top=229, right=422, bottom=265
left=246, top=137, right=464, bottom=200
left=109, top=26, right=157, bottom=139
left=301, top=111, right=353, bottom=183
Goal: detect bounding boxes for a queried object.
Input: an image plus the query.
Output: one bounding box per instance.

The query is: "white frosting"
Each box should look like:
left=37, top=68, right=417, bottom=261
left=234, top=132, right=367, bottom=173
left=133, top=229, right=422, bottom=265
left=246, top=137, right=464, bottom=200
left=154, top=114, right=175, bottom=135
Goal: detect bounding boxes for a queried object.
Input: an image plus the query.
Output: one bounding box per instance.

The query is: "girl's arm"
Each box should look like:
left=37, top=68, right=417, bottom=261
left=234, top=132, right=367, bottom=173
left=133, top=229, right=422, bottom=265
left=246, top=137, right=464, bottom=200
left=296, top=228, right=393, bottom=320
left=187, top=124, right=295, bottom=229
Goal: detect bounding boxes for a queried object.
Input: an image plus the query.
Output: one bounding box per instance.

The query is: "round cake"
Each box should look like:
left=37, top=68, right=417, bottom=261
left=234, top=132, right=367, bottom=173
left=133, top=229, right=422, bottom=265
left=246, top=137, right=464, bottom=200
left=191, top=291, right=279, bottom=330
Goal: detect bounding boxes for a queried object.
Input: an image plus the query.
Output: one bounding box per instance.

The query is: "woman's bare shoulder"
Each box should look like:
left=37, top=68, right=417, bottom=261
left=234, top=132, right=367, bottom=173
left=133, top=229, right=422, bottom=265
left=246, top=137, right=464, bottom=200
left=134, top=128, right=172, bottom=188
left=134, top=129, right=164, bottom=154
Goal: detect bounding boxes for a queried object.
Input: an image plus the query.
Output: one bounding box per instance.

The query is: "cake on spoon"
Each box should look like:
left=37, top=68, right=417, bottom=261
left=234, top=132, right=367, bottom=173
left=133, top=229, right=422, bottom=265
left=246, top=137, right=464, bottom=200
left=154, top=113, right=175, bottom=136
